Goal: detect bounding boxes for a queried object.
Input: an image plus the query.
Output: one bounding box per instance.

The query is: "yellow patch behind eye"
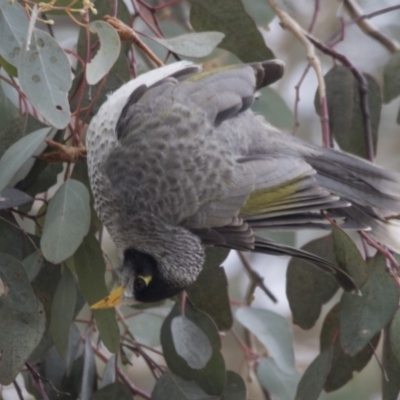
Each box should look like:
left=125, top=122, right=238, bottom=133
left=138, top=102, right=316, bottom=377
left=138, top=275, right=152, bottom=286
left=91, top=286, right=125, bottom=309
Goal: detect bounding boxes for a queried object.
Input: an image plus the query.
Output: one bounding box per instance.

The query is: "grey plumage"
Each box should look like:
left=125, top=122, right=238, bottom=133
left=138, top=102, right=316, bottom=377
left=87, top=60, right=400, bottom=303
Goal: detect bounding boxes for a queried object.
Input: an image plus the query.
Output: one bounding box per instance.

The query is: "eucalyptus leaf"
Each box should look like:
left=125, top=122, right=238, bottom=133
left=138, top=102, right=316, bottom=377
left=189, top=0, right=274, bottom=62
left=22, top=249, right=43, bottom=281
left=74, top=234, right=120, bottom=353
left=50, top=267, right=77, bottom=358
left=161, top=302, right=225, bottom=395
left=18, top=29, right=72, bottom=129
left=287, top=234, right=339, bottom=330
left=315, top=66, right=381, bottom=159
left=383, top=50, right=400, bottom=103
left=321, top=303, right=380, bottom=392
left=0, top=253, right=46, bottom=385
left=187, top=247, right=232, bottom=331
left=100, top=355, right=116, bottom=388
left=0, top=187, right=32, bottom=209
left=236, top=307, right=296, bottom=375
left=151, top=32, right=224, bottom=58
left=90, top=382, right=131, bottom=400
left=81, top=330, right=97, bottom=400
left=295, top=348, right=332, bottom=400
left=340, top=253, right=399, bottom=356
left=383, top=328, right=400, bottom=400
left=41, top=179, right=90, bottom=264
left=0, top=127, right=52, bottom=192
left=389, top=308, right=400, bottom=365
left=257, top=357, right=300, bottom=400
left=86, top=21, right=121, bottom=85
left=172, top=315, right=213, bottom=369
left=0, top=0, right=29, bottom=66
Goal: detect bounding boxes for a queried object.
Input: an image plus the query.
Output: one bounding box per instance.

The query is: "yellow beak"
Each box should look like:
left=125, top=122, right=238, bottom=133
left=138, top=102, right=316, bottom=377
left=91, top=286, right=125, bottom=309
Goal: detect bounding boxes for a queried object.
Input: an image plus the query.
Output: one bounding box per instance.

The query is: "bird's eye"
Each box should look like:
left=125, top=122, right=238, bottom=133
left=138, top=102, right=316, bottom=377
left=134, top=277, right=147, bottom=293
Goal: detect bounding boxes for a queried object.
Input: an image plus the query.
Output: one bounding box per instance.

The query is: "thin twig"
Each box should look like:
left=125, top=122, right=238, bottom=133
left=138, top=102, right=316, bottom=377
left=104, top=15, right=164, bottom=67
left=292, top=63, right=311, bottom=134
left=267, top=0, right=332, bottom=147
left=25, top=363, right=50, bottom=400
left=308, top=0, right=320, bottom=33
left=343, top=0, right=400, bottom=53
left=238, top=252, right=277, bottom=303
left=13, top=380, right=24, bottom=400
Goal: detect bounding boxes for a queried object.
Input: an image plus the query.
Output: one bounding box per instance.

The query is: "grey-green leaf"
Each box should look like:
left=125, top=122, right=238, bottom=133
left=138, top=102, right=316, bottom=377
left=90, top=382, right=131, bottom=400
left=332, top=224, right=367, bottom=289
left=41, top=179, right=90, bottom=264
left=340, top=253, right=399, bottom=356
left=151, top=32, right=224, bottom=58
left=257, top=357, right=300, bottom=400
left=0, top=0, right=29, bottom=66
left=189, top=0, right=274, bottom=62
left=0, top=253, right=46, bottom=385
left=19, top=29, right=72, bottom=129
left=0, top=187, right=32, bottom=209
left=0, top=127, right=52, bottom=192
left=287, top=234, right=339, bottom=330
left=50, top=267, right=77, bottom=358
left=295, top=348, right=332, bottom=400
left=86, top=21, right=121, bottom=85
left=316, top=66, right=381, bottom=159
left=74, top=234, right=120, bottom=353
left=383, top=50, right=400, bottom=103
left=171, top=315, right=213, bottom=369
left=236, top=307, right=296, bottom=374
left=389, top=308, right=400, bottom=365
left=81, top=330, right=97, bottom=400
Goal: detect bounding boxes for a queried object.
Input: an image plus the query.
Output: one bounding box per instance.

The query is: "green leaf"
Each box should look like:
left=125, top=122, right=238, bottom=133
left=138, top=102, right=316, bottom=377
left=187, top=248, right=232, bottom=331
left=0, top=187, right=32, bottom=209
left=189, top=0, right=274, bottom=63
left=151, top=32, right=224, bottom=58
left=383, top=50, right=400, bottom=103
left=161, top=302, right=225, bottom=395
left=0, top=114, right=45, bottom=158
left=257, top=357, right=300, bottom=400
left=152, top=372, right=216, bottom=400
left=50, top=267, right=77, bottom=358
left=383, top=328, right=400, bottom=400
left=100, top=355, right=116, bottom=388
left=18, top=29, right=72, bottom=129
left=287, top=234, right=339, bottom=330
left=172, top=315, right=213, bottom=369
left=0, top=253, right=46, bottom=384
left=74, top=234, right=120, bottom=353
left=86, top=21, right=121, bottom=85
left=295, top=348, right=332, bottom=400
left=222, top=371, right=247, bottom=400
left=81, top=330, right=97, bottom=400
left=22, top=249, right=43, bottom=281
left=340, top=253, right=399, bottom=356
left=320, top=303, right=380, bottom=392
left=242, top=0, right=275, bottom=27
left=126, top=312, right=163, bottom=347
left=332, top=224, right=367, bottom=288
left=389, top=308, right=400, bottom=365
left=253, top=87, right=295, bottom=129
left=0, top=0, right=29, bottom=66
left=236, top=307, right=296, bottom=374
left=0, top=210, right=38, bottom=260
left=90, top=382, right=131, bottom=400
left=41, top=179, right=90, bottom=264
left=0, top=84, right=19, bottom=130
left=315, top=66, right=381, bottom=159
left=0, top=127, right=52, bottom=192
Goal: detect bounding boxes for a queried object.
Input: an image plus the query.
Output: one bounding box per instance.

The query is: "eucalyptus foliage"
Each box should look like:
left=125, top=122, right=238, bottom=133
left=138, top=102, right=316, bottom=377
left=0, top=1, right=400, bottom=399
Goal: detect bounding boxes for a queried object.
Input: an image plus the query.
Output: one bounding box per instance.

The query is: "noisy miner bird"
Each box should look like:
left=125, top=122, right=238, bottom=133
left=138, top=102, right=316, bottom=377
left=87, top=60, right=400, bottom=307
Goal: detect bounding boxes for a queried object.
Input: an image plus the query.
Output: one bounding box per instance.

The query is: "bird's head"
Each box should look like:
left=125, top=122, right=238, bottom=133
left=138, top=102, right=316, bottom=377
left=92, top=220, right=205, bottom=308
